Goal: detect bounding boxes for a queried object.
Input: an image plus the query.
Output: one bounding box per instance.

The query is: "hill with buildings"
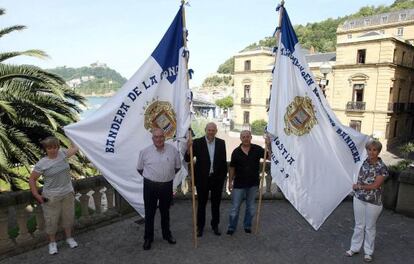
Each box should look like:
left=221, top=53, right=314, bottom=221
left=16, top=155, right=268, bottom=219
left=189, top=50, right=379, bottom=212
left=48, top=62, right=127, bottom=96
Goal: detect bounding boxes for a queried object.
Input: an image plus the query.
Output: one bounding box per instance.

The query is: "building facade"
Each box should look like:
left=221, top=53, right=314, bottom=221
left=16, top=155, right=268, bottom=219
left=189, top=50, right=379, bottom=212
left=232, top=9, right=414, bottom=148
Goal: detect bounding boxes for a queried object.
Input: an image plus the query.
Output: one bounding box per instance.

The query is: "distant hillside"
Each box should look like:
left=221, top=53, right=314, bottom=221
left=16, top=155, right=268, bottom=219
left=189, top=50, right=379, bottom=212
left=217, top=0, right=414, bottom=74
left=48, top=63, right=127, bottom=96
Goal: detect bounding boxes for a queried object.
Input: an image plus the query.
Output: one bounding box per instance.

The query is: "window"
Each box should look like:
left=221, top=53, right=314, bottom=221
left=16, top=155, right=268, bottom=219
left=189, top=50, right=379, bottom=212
left=364, top=19, right=370, bottom=26
left=382, top=16, right=388, bottom=23
left=386, top=122, right=390, bottom=139
left=357, top=49, right=366, bottom=64
left=397, top=27, right=404, bottom=36
left=353, top=84, right=364, bottom=102
left=393, top=49, right=397, bottom=63
left=412, top=119, right=414, bottom=134
left=244, top=85, right=251, bottom=98
left=397, top=88, right=402, bottom=103
left=402, top=51, right=406, bottom=65
left=349, top=120, right=361, bottom=132
left=347, top=34, right=352, bottom=39
left=350, top=21, right=355, bottom=27
left=393, top=120, right=398, bottom=138
left=400, top=13, right=407, bottom=21
left=244, top=60, right=251, bottom=71
left=243, top=111, right=250, bottom=124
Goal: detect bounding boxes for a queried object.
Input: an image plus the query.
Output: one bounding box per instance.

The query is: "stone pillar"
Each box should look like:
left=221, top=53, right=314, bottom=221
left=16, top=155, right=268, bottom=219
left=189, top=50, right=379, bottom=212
left=396, top=167, right=414, bottom=217
left=92, top=187, right=103, bottom=214
left=79, top=190, right=90, bottom=221
left=33, top=205, right=45, bottom=238
left=15, top=204, right=33, bottom=244
left=0, top=208, right=14, bottom=251
left=105, top=187, right=114, bottom=210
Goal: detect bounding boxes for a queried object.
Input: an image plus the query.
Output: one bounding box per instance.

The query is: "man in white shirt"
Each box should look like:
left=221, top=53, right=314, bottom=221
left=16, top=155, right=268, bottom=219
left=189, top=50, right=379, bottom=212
left=137, top=128, right=181, bottom=250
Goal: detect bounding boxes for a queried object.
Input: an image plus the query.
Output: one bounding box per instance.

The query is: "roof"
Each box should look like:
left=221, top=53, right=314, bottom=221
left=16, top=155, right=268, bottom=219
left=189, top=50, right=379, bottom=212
left=339, top=8, right=414, bottom=31
left=305, top=52, right=336, bottom=63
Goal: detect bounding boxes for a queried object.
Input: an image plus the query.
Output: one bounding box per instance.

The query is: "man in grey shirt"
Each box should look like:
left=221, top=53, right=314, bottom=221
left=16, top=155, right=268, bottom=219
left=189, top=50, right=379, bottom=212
left=137, top=128, right=181, bottom=250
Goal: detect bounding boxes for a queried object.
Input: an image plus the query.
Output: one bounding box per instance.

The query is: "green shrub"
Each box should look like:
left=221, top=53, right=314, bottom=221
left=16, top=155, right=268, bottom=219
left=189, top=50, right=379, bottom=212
left=388, top=159, right=412, bottom=174
left=251, top=120, right=267, bottom=135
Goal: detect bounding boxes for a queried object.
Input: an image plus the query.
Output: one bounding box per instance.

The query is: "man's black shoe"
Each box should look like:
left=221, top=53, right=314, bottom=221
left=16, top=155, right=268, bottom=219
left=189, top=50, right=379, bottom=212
left=163, top=236, right=177, bottom=244
left=212, top=227, right=221, bottom=236
left=197, top=229, right=203, bottom=237
left=226, top=230, right=234, bottom=235
left=244, top=228, right=252, bottom=233
left=143, top=239, right=151, bottom=250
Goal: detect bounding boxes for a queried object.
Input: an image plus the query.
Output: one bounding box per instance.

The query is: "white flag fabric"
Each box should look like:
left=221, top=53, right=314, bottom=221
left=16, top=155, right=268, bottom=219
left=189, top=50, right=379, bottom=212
left=64, top=6, right=191, bottom=216
left=267, top=7, right=369, bottom=230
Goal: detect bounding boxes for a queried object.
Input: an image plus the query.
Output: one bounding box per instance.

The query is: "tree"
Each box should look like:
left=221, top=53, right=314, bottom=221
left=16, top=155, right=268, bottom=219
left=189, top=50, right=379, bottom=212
left=217, top=57, right=235, bottom=74
left=215, top=96, right=234, bottom=110
left=0, top=8, right=88, bottom=190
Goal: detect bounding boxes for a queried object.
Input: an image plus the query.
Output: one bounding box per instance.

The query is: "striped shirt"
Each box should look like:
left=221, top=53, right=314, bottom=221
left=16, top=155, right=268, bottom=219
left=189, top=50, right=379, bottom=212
left=33, top=149, right=74, bottom=197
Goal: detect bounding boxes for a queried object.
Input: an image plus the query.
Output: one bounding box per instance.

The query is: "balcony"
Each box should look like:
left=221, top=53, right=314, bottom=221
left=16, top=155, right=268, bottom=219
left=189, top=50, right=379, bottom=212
left=388, top=103, right=406, bottom=113
left=241, top=97, right=251, bottom=105
left=346, top=101, right=366, bottom=112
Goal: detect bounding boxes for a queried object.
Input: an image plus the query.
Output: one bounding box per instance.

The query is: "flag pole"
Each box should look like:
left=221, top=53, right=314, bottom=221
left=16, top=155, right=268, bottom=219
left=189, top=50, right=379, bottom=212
left=254, top=0, right=285, bottom=235
left=254, top=143, right=268, bottom=234
left=181, top=0, right=198, bottom=248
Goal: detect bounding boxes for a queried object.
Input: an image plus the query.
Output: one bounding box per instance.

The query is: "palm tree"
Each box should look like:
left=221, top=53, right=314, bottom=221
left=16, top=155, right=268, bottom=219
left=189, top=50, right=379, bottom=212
left=0, top=8, right=87, bottom=189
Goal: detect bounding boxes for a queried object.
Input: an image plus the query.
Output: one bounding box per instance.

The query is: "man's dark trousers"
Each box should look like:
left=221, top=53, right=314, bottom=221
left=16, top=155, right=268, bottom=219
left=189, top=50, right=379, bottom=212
left=196, top=174, right=225, bottom=231
left=143, top=178, right=173, bottom=241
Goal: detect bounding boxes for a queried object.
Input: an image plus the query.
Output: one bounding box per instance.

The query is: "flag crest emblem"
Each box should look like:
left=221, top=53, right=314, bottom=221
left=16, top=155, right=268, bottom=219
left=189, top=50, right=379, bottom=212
left=284, top=96, right=317, bottom=136
left=144, top=100, right=177, bottom=140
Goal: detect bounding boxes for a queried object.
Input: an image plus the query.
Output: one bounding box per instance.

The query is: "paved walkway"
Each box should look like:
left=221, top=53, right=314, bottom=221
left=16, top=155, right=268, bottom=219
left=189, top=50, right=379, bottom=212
left=2, top=200, right=413, bottom=264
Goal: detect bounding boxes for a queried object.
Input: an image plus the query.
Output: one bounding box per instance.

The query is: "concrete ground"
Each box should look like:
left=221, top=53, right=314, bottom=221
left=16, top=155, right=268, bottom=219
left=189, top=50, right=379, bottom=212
left=1, top=200, right=413, bottom=264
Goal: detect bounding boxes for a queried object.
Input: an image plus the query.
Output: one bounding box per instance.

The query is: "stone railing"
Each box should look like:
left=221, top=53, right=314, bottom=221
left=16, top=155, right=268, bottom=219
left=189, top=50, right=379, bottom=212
left=175, top=161, right=283, bottom=201
left=2, top=162, right=412, bottom=257
left=0, top=176, right=126, bottom=257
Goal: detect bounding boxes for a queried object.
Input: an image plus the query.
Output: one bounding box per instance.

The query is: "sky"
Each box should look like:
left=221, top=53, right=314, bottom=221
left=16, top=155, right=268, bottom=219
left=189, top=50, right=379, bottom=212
left=1, top=0, right=395, bottom=86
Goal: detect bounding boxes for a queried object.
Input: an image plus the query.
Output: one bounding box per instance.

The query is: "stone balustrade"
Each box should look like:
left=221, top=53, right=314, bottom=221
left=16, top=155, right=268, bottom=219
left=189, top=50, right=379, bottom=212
left=0, top=176, right=119, bottom=257
left=2, top=162, right=413, bottom=258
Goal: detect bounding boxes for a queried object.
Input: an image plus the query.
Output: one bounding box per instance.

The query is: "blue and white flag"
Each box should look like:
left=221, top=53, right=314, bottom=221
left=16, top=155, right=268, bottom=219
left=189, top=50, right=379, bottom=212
left=64, top=6, right=191, bottom=216
left=267, top=7, right=369, bottom=230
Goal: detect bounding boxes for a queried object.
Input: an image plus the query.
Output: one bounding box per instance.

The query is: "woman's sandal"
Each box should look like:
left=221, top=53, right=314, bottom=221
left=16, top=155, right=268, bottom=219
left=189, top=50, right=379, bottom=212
left=345, top=250, right=359, bottom=257
left=364, top=255, right=373, bottom=262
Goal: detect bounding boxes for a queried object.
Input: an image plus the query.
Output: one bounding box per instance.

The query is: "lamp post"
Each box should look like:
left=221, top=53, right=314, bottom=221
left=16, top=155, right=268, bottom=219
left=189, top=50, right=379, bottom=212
left=319, top=62, right=332, bottom=97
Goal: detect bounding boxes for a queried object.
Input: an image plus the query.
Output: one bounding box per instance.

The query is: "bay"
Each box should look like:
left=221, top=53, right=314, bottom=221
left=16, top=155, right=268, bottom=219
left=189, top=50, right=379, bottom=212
left=80, top=96, right=110, bottom=119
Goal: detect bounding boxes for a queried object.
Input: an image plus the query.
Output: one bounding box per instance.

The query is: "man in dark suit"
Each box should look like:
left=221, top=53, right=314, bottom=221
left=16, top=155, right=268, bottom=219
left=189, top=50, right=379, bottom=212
left=185, top=122, right=227, bottom=237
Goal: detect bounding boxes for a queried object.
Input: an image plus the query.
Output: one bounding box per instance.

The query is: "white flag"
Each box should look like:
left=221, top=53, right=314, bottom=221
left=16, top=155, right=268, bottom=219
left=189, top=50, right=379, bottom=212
left=267, top=6, right=369, bottom=230
left=64, top=6, right=191, bottom=216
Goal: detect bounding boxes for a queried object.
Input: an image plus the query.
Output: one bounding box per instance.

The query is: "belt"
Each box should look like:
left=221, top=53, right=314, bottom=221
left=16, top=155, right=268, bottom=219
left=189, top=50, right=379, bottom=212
left=144, top=178, right=173, bottom=185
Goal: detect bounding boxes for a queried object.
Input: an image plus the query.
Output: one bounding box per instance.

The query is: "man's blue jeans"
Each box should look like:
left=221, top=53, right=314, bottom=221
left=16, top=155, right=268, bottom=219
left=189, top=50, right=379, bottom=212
left=228, top=186, right=258, bottom=231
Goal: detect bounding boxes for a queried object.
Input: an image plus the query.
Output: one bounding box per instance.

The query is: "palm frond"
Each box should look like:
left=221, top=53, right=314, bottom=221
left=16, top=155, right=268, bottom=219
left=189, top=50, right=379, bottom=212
left=0, top=50, right=49, bottom=62
left=0, top=25, right=26, bottom=38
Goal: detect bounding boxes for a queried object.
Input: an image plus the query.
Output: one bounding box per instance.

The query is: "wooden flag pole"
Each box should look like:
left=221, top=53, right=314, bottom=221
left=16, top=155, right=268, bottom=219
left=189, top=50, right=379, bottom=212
left=254, top=144, right=268, bottom=234
left=181, top=1, right=197, bottom=248
left=188, top=129, right=197, bottom=248
left=255, top=0, right=285, bottom=235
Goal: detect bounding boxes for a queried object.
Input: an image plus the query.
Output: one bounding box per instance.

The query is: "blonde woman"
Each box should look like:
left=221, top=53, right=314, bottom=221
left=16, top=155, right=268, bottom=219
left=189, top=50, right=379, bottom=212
left=345, top=140, right=388, bottom=262
left=29, top=136, right=79, bottom=255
